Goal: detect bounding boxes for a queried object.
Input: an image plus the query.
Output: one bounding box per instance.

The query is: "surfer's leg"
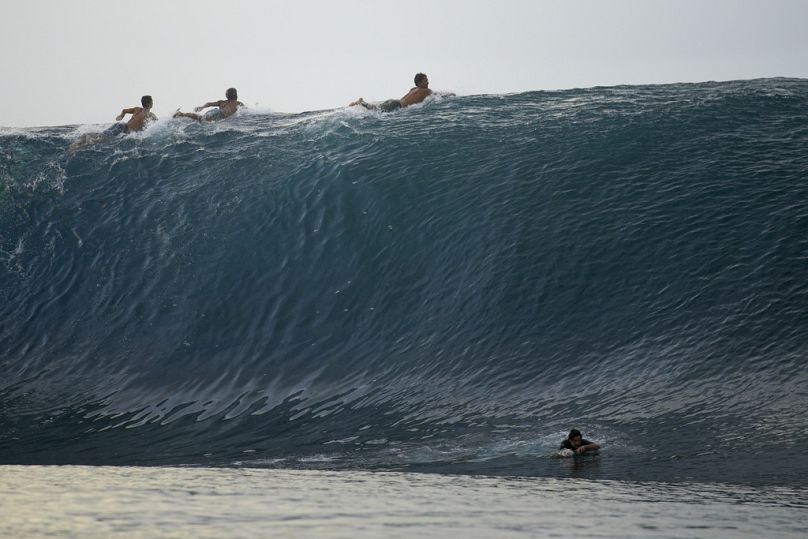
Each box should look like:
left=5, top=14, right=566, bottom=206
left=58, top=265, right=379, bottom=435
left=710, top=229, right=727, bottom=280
left=173, top=111, right=203, bottom=121
left=349, top=98, right=379, bottom=110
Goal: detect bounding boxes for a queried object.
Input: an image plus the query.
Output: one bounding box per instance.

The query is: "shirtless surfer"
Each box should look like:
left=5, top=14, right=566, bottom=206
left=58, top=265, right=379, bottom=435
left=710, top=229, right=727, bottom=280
left=108, top=95, right=158, bottom=134
left=174, top=88, right=244, bottom=121
left=70, top=95, right=157, bottom=150
left=349, top=73, right=437, bottom=112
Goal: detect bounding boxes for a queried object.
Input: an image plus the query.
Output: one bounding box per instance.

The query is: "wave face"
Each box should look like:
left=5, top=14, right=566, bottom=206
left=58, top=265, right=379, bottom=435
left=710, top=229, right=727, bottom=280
left=2, top=79, right=807, bottom=485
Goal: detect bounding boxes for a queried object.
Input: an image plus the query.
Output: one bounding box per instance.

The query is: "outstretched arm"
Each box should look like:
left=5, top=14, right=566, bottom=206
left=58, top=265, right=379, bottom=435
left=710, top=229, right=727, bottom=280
left=194, top=101, right=222, bottom=112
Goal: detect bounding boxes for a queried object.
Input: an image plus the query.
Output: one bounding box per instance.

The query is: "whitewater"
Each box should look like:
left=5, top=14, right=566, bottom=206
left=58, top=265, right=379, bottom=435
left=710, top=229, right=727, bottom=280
left=1, top=78, right=807, bottom=537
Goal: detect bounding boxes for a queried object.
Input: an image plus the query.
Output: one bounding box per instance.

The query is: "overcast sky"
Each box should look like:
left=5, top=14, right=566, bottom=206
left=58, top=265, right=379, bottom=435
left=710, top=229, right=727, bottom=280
left=2, top=0, right=807, bottom=127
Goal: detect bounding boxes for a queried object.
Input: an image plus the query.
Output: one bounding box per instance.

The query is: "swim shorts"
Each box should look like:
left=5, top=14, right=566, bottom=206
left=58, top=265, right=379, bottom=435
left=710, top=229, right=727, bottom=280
left=102, top=122, right=129, bottom=137
left=378, top=99, right=402, bottom=112
left=204, top=108, right=226, bottom=121
left=360, top=99, right=402, bottom=112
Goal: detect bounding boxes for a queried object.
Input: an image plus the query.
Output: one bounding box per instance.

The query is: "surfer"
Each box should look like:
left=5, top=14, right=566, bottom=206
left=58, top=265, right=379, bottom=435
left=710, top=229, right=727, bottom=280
left=174, top=88, right=244, bottom=122
left=349, top=72, right=435, bottom=112
left=70, top=95, right=156, bottom=150
left=106, top=95, right=157, bottom=135
left=559, top=429, right=600, bottom=455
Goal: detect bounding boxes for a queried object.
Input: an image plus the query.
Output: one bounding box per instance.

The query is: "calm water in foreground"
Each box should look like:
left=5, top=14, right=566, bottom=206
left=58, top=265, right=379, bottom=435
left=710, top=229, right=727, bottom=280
left=1, top=465, right=806, bottom=538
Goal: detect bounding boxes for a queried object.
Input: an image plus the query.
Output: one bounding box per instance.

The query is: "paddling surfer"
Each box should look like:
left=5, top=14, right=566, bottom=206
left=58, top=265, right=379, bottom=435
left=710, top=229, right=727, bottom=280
left=70, top=95, right=156, bottom=150
left=106, top=95, right=157, bottom=135
left=349, top=73, right=434, bottom=112
left=559, top=429, right=600, bottom=455
left=174, top=88, right=244, bottom=122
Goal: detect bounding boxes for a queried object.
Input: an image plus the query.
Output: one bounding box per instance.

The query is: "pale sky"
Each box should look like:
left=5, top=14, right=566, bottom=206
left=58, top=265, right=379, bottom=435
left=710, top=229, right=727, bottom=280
left=2, top=0, right=806, bottom=127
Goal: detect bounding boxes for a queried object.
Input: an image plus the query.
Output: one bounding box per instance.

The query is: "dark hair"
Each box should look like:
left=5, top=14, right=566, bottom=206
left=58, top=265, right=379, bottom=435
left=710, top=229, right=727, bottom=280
left=414, top=73, right=427, bottom=85
left=568, top=429, right=582, bottom=439
left=141, top=95, right=153, bottom=107
left=226, top=88, right=238, bottom=100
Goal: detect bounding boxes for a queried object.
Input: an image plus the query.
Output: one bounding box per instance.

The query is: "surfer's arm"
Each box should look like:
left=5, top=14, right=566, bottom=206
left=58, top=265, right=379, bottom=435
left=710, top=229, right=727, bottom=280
left=194, top=101, right=222, bottom=112
left=576, top=442, right=600, bottom=454
left=116, top=107, right=138, bottom=121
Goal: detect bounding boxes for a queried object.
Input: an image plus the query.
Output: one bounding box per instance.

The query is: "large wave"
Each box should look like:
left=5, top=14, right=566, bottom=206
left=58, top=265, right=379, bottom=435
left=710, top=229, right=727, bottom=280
left=2, top=79, right=807, bottom=484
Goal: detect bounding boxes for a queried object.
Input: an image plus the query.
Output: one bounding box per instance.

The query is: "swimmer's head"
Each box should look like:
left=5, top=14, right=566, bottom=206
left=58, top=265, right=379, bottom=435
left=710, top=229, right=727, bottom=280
left=226, top=88, right=238, bottom=100
left=141, top=95, right=153, bottom=108
left=414, top=73, right=428, bottom=87
left=567, top=429, right=583, bottom=447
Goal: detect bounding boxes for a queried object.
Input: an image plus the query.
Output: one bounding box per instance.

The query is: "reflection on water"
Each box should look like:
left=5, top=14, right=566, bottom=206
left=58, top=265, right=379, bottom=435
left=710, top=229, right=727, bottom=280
left=1, top=466, right=806, bottom=538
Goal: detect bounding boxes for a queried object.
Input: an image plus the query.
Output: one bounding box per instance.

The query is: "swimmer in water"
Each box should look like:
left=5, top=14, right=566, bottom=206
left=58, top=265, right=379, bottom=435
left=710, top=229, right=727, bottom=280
left=349, top=73, right=437, bottom=112
left=559, top=429, right=601, bottom=455
left=70, top=95, right=156, bottom=150
left=174, top=88, right=244, bottom=122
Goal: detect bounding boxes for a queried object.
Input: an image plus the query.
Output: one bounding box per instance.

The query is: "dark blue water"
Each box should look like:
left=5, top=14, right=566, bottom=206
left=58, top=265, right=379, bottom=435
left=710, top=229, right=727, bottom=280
left=1, top=78, right=807, bottom=486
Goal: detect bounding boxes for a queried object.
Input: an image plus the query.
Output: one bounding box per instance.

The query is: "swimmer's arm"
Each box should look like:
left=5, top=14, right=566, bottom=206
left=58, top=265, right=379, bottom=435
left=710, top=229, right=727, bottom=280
left=194, top=101, right=222, bottom=112
left=115, top=107, right=139, bottom=121
left=576, top=442, right=601, bottom=454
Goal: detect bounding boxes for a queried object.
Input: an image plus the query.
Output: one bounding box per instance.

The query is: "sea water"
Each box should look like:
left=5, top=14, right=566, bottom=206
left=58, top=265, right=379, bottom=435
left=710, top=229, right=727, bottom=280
left=2, top=78, right=808, bottom=535
left=1, top=465, right=806, bottom=538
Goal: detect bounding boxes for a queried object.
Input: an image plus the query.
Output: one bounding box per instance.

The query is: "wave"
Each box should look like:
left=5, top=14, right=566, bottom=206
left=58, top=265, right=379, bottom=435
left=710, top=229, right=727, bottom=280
left=1, top=78, right=807, bottom=484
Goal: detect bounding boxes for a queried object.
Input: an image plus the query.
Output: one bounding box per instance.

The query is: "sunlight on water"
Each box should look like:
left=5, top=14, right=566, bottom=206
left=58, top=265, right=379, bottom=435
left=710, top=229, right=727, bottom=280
left=1, top=466, right=806, bottom=538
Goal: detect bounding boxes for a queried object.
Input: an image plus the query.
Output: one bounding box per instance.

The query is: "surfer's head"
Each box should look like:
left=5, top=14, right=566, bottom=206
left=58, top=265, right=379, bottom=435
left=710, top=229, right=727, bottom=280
left=141, top=95, right=153, bottom=108
left=414, top=73, right=429, bottom=88
left=567, top=429, right=583, bottom=447
left=226, top=88, right=238, bottom=101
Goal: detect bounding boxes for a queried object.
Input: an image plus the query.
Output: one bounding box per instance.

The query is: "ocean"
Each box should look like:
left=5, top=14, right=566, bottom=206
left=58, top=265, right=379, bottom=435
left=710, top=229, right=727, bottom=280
left=1, top=78, right=807, bottom=536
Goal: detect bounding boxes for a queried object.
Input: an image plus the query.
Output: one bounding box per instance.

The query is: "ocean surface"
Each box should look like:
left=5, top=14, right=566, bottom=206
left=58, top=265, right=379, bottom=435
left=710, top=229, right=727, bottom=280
left=2, top=466, right=806, bottom=539
left=1, top=78, right=807, bottom=535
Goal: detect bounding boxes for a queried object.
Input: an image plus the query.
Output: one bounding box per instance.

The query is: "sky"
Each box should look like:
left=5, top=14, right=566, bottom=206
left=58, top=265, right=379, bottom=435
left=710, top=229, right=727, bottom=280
left=2, top=0, right=807, bottom=127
